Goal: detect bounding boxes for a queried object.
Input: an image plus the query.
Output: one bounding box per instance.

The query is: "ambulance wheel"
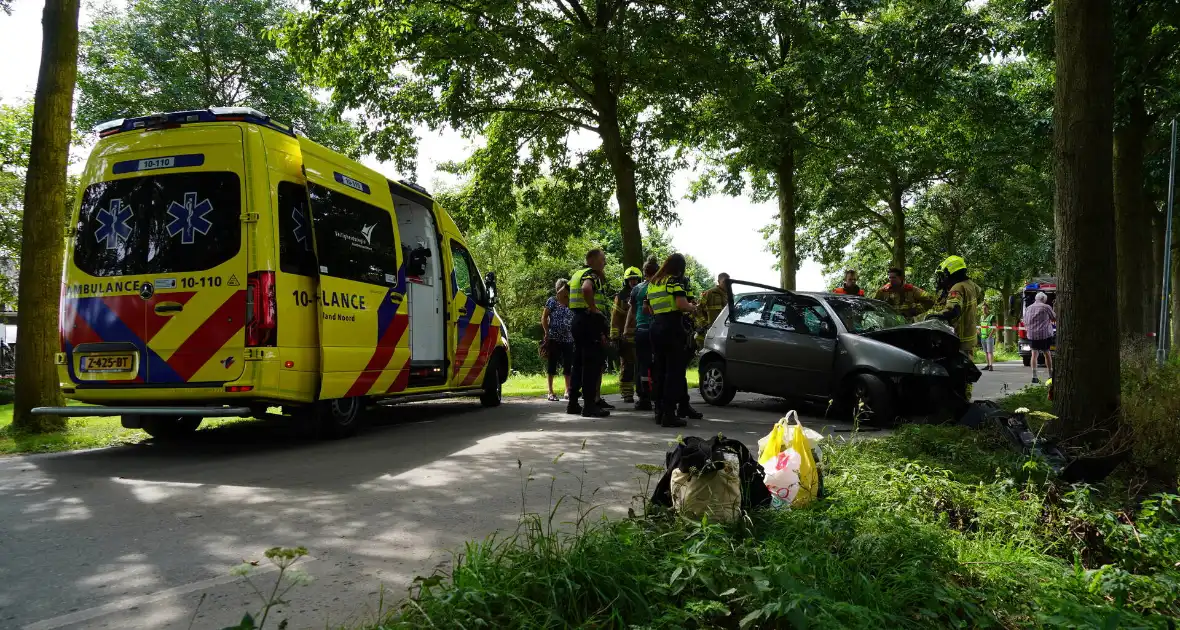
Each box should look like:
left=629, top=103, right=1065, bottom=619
left=142, top=416, right=202, bottom=440
left=480, top=358, right=503, bottom=407
left=1022, top=355, right=1031, bottom=367
left=318, top=397, right=365, bottom=439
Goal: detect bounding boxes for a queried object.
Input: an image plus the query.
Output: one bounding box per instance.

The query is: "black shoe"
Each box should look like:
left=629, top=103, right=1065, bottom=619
left=660, top=411, right=687, bottom=428
left=677, top=404, right=703, bottom=420
left=597, top=399, right=616, bottom=410
left=582, top=407, right=610, bottom=418
left=566, top=402, right=583, bottom=415
left=634, top=399, right=653, bottom=411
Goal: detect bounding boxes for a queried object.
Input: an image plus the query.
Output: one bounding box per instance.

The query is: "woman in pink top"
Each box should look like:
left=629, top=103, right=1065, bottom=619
left=1023, top=292, right=1056, bottom=381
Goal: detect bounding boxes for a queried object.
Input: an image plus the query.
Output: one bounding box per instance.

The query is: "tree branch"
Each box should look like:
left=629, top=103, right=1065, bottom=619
left=555, top=0, right=593, bottom=28
left=465, top=104, right=600, bottom=133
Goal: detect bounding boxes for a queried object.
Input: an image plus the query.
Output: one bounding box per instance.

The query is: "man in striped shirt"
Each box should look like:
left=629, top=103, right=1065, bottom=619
left=1023, top=292, right=1056, bottom=382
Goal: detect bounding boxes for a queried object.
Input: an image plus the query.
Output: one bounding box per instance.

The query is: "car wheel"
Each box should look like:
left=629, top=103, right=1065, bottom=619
left=699, top=359, right=736, bottom=406
left=141, top=415, right=202, bottom=440
left=480, top=357, right=503, bottom=407
left=1022, top=355, right=1031, bottom=367
left=851, top=373, right=897, bottom=425
left=318, top=397, right=365, bottom=439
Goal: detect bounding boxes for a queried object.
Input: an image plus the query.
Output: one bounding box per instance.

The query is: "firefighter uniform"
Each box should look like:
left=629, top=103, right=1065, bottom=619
left=874, top=282, right=935, bottom=322
left=695, top=284, right=728, bottom=346
left=924, top=256, right=980, bottom=400
left=610, top=267, right=643, bottom=403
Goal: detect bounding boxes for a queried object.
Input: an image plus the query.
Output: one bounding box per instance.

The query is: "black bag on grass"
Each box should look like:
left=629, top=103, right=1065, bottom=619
left=651, top=435, right=771, bottom=512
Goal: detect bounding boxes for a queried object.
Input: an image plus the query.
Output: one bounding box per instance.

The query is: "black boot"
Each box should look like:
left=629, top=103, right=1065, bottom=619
left=582, top=406, right=610, bottom=418
left=634, top=397, right=653, bottom=411
left=659, top=410, right=687, bottom=428
left=677, top=403, right=703, bottom=420
left=597, top=398, right=616, bottom=410
left=566, top=400, right=583, bottom=415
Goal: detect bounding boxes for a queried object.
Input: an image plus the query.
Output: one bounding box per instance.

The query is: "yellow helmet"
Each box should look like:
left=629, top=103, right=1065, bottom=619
left=938, top=255, right=967, bottom=275
left=623, top=266, right=642, bottom=281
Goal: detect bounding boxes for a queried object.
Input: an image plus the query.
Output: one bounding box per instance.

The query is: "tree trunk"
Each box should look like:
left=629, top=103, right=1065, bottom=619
left=12, top=0, right=80, bottom=433
left=888, top=185, right=906, bottom=271
left=1051, top=0, right=1119, bottom=434
left=776, top=146, right=796, bottom=290
left=597, top=107, right=643, bottom=269
left=1113, top=94, right=1152, bottom=338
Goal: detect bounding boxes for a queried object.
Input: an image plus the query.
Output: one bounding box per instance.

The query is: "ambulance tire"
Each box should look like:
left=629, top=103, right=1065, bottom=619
left=1022, top=355, right=1031, bottom=367
left=480, top=357, right=503, bottom=407
left=141, top=415, right=202, bottom=440
left=318, top=397, right=366, bottom=439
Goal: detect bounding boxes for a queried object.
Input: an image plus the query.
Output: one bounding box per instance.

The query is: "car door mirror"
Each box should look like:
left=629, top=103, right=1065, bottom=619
left=484, top=271, right=498, bottom=307
left=820, top=320, right=836, bottom=338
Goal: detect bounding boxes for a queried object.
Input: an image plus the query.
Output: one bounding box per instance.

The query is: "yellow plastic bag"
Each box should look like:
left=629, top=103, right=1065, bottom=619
left=757, top=411, right=820, bottom=508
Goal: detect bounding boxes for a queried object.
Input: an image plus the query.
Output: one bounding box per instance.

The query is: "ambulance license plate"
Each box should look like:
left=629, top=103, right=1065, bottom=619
left=80, top=355, right=133, bottom=373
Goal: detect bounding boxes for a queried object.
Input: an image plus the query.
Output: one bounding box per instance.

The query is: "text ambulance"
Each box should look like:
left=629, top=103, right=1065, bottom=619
left=37, top=108, right=510, bottom=438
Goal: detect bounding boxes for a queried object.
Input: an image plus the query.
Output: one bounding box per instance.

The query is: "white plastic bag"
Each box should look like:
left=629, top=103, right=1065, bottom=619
left=757, top=411, right=822, bottom=509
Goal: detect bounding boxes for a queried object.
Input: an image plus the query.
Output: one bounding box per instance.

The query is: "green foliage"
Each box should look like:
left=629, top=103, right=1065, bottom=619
left=76, top=0, right=361, bottom=155
left=282, top=0, right=713, bottom=264
left=465, top=213, right=709, bottom=375
left=376, top=425, right=1180, bottom=628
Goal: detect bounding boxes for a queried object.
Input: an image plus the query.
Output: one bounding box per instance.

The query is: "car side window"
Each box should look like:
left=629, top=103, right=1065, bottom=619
left=766, top=296, right=829, bottom=336
left=731, top=295, right=767, bottom=324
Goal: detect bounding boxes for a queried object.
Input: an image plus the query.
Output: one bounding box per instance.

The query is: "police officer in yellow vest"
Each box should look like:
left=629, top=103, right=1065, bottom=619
left=646, top=253, right=703, bottom=427
left=694, top=272, right=729, bottom=346
left=924, top=255, right=981, bottom=399
left=567, top=249, right=611, bottom=418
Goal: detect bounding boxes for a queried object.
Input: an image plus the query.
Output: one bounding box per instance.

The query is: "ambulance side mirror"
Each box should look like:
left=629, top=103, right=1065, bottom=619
left=484, top=271, right=498, bottom=307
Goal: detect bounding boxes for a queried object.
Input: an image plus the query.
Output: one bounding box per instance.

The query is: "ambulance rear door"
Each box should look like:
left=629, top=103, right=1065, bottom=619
left=302, top=147, right=408, bottom=400
left=67, top=126, right=248, bottom=386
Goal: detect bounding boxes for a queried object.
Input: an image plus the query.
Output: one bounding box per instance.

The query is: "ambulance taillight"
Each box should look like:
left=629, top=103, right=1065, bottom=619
left=246, top=271, right=277, bottom=347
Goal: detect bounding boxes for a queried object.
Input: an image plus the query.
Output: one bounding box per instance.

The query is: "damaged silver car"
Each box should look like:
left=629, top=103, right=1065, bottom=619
left=697, top=281, right=981, bottom=423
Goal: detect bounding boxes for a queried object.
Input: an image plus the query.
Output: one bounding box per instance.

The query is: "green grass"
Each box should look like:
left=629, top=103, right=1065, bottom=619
left=973, top=344, right=1021, bottom=364
left=504, top=369, right=700, bottom=398
left=373, top=424, right=1180, bottom=629
left=0, top=405, right=257, bottom=456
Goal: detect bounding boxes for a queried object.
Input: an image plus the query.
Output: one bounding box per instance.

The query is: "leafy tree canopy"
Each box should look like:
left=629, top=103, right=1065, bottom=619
left=76, top=0, right=361, bottom=155
left=282, top=0, right=713, bottom=266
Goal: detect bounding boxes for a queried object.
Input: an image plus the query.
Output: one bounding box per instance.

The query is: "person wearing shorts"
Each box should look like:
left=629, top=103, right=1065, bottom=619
left=1023, top=292, right=1056, bottom=383
left=542, top=279, right=576, bottom=401
left=979, top=302, right=996, bottom=371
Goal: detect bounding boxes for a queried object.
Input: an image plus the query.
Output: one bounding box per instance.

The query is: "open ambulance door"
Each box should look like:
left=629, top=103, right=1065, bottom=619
left=302, top=152, right=410, bottom=402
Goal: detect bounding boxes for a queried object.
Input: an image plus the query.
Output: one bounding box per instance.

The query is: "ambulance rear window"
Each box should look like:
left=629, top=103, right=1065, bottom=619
left=73, top=172, right=242, bottom=277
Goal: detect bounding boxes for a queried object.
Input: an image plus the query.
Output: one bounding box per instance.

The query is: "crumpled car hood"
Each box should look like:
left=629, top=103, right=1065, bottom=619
left=861, top=320, right=963, bottom=360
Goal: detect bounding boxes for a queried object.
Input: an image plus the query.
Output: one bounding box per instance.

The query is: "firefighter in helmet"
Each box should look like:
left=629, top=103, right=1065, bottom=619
left=924, top=255, right=982, bottom=399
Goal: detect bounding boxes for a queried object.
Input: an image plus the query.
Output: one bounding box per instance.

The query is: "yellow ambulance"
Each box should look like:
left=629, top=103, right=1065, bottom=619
left=37, top=107, right=510, bottom=438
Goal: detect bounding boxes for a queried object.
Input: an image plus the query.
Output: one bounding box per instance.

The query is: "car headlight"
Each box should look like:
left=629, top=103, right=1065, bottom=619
left=913, top=360, right=949, bottom=377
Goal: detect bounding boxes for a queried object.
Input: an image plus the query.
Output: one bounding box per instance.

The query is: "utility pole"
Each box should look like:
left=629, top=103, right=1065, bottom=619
left=1157, top=118, right=1177, bottom=365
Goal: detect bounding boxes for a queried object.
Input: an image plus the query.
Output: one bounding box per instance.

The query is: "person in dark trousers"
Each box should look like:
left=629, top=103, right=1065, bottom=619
left=627, top=257, right=660, bottom=411
left=646, top=253, right=702, bottom=427
left=567, top=249, right=610, bottom=417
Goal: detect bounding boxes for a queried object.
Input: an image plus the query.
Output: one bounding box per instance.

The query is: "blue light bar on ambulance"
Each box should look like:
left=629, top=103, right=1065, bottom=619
left=94, top=108, right=295, bottom=138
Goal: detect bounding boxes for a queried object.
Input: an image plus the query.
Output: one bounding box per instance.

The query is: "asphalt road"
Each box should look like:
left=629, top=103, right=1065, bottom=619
left=0, top=363, right=1026, bottom=630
